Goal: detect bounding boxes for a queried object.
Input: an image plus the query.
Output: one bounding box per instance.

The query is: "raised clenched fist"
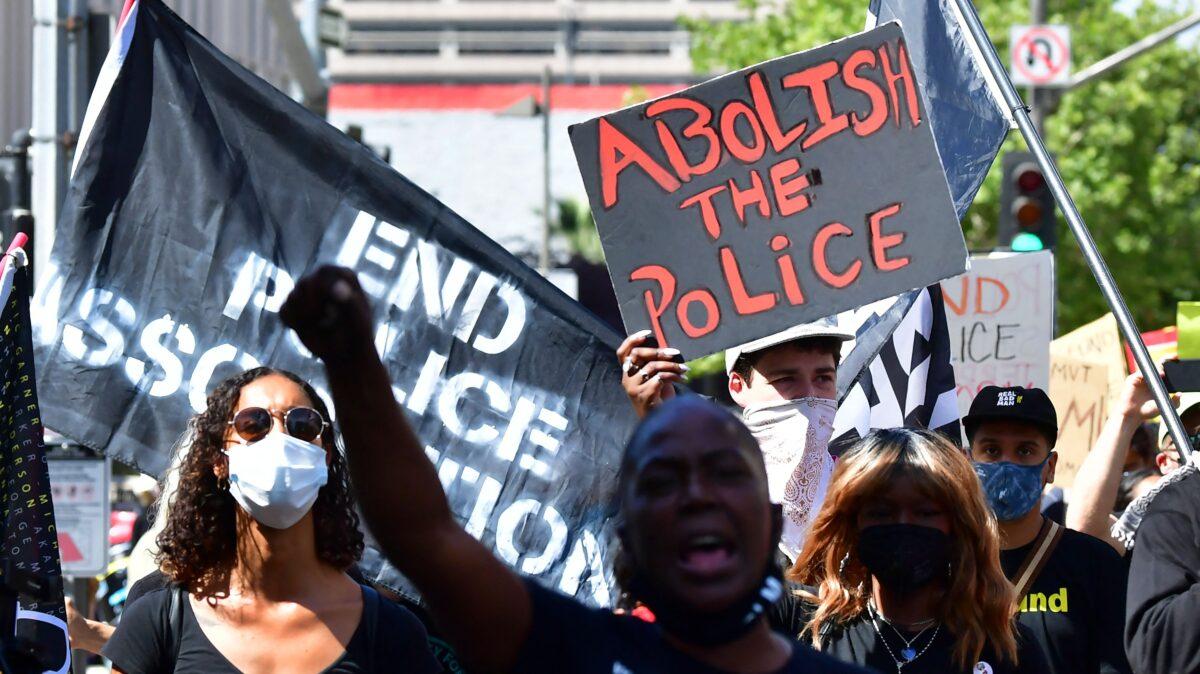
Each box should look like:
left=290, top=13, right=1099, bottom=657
left=280, top=265, right=375, bottom=365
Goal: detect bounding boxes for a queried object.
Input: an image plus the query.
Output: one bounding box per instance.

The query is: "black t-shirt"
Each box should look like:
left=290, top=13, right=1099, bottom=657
left=514, top=580, right=872, bottom=674
left=102, top=585, right=441, bottom=673
left=125, top=570, right=169, bottom=608
left=771, top=590, right=1048, bottom=674
left=998, top=526, right=1131, bottom=674
left=802, top=615, right=1047, bottom=674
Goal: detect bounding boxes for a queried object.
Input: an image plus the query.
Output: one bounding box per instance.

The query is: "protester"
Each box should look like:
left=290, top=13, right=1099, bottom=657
left=280, top=266, right=871, bottom=674
left=1152, top=392, right=1200, bottom=474
left=64, top=597, right=113, bottom=655
left=965, top=385, right=1130, bottom=674
left=1114, top=469, right=1159, bottom=514
left=618, top=320, right=852, bottom=558
left=126, top=440, right=189, bottom=587
left=1066, top=372, right=1189, bottom=552
left=1125, top=457, right=1200, bottom=672
left=1122, top=424, right=1157, bottom=473
left=779, top=427, right=1048, bottom=673
left=101, top=367, right=440, bottom=673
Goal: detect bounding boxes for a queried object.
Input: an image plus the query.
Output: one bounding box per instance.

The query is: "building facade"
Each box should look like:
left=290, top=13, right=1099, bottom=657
left=331, top=0, right=742, bottom=83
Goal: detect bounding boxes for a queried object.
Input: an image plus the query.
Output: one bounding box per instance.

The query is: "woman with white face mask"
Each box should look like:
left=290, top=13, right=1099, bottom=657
left=102, top=367, right=440, bottom=673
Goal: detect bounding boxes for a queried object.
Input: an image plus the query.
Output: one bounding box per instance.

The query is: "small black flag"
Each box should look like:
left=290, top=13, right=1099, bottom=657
left=0, top=265, right=70, bottom=672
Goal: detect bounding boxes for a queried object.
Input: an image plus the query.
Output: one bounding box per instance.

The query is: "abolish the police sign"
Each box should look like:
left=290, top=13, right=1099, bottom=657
left=35, top=0, right=632, bottom=606
left=571, top=23, right=968, bottom=360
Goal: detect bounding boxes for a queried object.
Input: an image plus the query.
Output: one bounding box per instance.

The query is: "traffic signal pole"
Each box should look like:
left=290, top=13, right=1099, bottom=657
left=952, top=0, right=1197, bottom=464
left=1028, top=0, right=1045, bottom=135
left=1069, top=12, right=1200, bottom=89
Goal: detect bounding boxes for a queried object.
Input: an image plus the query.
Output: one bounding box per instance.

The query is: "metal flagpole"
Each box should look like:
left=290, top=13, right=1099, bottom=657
left=950, top=0, right=1196, bottom=462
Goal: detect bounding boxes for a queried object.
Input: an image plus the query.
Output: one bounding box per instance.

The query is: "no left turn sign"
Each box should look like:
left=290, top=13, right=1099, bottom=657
left=1010, top=25, right=1071, bottom=86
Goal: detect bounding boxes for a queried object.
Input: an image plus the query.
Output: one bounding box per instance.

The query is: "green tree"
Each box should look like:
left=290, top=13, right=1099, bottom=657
left=554, top=197, right=606, bottom=264
left=687, top=0, right=1200, bottom=335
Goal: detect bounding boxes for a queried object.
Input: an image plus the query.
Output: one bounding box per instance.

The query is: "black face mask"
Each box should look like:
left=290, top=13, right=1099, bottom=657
left=856, top=524, right=950, bottom=592
left=627, top=564, right=784, bottom=646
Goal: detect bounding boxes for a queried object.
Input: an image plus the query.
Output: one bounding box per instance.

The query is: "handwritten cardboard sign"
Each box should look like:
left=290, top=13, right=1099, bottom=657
left=1050, top=313, right=1128, bottom=406
left=569, top=22, right=967, bottom=359
left=1048, top=354, right=1110, bottom=489
left=942, top=251, right=1054, bottom=419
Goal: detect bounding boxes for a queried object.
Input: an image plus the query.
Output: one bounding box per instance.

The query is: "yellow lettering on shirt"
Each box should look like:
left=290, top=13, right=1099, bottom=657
left=1019, top=588, right=1068, bottom=613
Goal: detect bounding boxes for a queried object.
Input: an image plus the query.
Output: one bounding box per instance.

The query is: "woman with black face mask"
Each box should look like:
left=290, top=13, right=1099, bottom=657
left=777, top=428, right=1049, bottom=674
left=279, top=266, right=872, bottom=674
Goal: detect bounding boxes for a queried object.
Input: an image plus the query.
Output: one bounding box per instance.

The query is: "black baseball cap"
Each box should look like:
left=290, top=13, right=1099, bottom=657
left=964, top=385, right=1058, bottom=448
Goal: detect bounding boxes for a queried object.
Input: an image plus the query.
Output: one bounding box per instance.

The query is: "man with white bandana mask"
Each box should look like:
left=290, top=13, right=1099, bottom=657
left=617, top=318, right=852, bottom=560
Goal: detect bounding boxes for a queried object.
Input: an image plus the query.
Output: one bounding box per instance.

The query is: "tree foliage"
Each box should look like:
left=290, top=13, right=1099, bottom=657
left=687, top=0, right=1200, bottom=334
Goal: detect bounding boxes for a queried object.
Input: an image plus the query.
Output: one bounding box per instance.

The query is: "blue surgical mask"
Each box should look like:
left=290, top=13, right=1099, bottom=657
left=973, top=455, right=1051, bottom=522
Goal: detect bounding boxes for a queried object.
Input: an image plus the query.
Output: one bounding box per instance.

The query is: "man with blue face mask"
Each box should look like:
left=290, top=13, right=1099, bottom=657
left=966, top=385, right=1131, bottom=674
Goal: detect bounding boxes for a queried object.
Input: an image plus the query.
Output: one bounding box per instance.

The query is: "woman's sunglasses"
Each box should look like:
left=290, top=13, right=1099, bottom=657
left=229, top=406, right=327, bottom=444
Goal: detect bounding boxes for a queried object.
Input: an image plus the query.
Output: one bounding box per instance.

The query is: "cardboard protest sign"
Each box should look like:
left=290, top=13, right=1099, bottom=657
left=1124, top=325, right=1177, bottom=374
left=942, top=251, right=1053, bottom=418
left=1177, top=302, right=1200, bottom=359
left=1050, top=313, right=1128, bottom=405
left=570, top=22, right=967, bottom=359
left=1048, top=354, right=1110, bottom=489
left=36, top=0, right=632, bottom=606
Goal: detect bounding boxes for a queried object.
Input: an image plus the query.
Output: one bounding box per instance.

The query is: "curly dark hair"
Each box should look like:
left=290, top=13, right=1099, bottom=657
left=156, top=367, right=363, bottom=596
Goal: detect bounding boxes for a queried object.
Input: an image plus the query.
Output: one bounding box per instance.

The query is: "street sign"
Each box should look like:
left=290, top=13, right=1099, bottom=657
left=47, top=447, right=110, bottom=577
left=318, top=6, right=348, bottom=48
left=1010, top=25, right=1071, bottom=86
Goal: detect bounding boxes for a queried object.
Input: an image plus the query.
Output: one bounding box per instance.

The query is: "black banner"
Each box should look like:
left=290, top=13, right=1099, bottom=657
left=570, top=23, right=967, bottom=360
left=2, top=266, right=70, bottom=672
left=34, top=0, right=633, bottom=605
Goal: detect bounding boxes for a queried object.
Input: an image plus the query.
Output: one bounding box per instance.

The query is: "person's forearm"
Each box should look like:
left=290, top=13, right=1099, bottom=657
left=325, top=349, right=454, bottom=569
left=1065, top=410, right=1140, bottom=540
left=71, top=618, right=114, bottom=654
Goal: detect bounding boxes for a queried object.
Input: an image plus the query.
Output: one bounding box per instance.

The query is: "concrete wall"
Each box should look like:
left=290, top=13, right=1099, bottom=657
left=0, top=0, right=292, bottom=142
left=329, top=108, right=595, bottom=260
left=0, top=0, right=35, bottom=145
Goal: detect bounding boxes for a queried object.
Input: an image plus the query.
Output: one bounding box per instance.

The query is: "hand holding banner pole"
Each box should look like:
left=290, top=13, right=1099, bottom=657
left=950, top=0, right=1195, bottom=463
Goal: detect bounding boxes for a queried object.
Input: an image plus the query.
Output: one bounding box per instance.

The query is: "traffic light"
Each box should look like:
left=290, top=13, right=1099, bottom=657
left=998, top=152, right=1056, bottom=251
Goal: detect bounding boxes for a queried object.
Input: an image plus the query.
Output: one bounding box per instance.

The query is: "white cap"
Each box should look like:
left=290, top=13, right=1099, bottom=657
left=1159, top=392, right=1200, bottom=447
left=724, top=317, right=854, bottom=374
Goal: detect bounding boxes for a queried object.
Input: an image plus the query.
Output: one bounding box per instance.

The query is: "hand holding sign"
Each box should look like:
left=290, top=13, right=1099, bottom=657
left=571, top=23, right=967, bottom=360
left=616, top=330, right=685, bottom=418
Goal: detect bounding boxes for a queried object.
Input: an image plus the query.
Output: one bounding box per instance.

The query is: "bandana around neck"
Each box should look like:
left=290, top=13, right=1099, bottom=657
left=742, top=397, right=838, bottom=560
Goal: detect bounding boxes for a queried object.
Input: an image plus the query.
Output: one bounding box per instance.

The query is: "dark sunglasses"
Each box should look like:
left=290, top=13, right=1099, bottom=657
left=229, top=406, right=328, bottom=444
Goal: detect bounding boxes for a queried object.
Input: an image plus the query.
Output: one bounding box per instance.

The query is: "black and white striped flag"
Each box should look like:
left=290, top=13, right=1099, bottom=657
left=821, top=0, right=1010, bottom=452
left=831, top=285, right=961, bottom=452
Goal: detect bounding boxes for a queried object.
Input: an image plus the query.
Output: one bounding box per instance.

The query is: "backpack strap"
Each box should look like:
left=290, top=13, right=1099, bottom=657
left=1012, top=518, right=1064, bottom=601
left=360, top=585, right=381, bottom=665
left=164, top=585, right=185, bottom=664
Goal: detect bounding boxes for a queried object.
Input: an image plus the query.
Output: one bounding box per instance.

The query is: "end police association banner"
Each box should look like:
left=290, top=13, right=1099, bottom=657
left=570, top=23, right=969, bottom=360
left=34, top=0, right=633, bottom=605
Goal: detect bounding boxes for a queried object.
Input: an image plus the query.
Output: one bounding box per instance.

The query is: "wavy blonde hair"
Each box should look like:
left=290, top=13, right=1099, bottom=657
left=790, top=428, right=1017, bottom=669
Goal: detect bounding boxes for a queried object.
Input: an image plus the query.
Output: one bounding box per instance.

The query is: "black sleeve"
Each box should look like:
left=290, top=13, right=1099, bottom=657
left=512, top=580, right=605, bottom=672
left=101, top=588, right=170, bottom=674
left=373, top=599, right=443, bottom=674
left=768, top=584, right=815, bottom=641
left=125, top=570, right=168, bottom=608
left=1125, top=486, right=1200, bottom=673
left=1090, top=541, right=1132, bottom=674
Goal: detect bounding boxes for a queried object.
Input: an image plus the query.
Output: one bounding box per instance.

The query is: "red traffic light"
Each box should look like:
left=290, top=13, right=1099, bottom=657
left=999, top=151, right=1055, bottom=250
left=1013, top=196, right=1043, bottom=227
left=1013, top=162, right=1045, bottom=192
